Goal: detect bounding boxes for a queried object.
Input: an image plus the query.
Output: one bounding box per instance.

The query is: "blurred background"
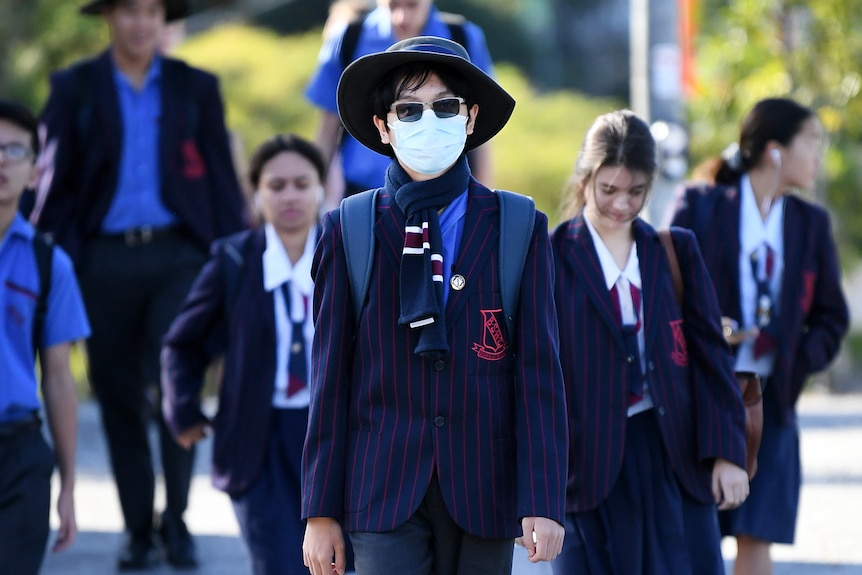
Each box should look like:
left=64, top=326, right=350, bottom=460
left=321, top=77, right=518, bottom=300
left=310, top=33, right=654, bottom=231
left=3, top=0, right=862, bottom=391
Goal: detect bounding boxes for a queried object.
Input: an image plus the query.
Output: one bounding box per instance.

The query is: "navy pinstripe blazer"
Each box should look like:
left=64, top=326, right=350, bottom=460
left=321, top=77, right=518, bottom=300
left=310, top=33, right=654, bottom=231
left=301, top=182, right=568, bottom=538
left=34, top=51, right=245, bottom=265
left=670, top=183, right=849, bottom=425
left=161, top=227, right=278, bottom=496
left=551, top=215, right=746, bottom=512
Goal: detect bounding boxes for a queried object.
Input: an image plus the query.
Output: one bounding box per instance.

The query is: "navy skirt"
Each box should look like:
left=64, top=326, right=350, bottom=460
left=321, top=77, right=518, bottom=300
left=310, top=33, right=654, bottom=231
left=552, top=410, right=723, bottom=575
left=719, top=384, right=801, bottom=543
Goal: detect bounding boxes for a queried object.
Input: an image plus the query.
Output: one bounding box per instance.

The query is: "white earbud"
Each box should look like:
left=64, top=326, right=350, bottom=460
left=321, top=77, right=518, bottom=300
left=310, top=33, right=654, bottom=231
left=770, top=148, right=781, bottom=166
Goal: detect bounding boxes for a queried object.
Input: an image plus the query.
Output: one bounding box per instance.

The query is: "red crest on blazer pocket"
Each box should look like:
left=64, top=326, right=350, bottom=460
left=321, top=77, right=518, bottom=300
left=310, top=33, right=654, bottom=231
left=670, top=319, right=688, bottom=366
left=800, top=271, right=816, bottom=313
left=471, top=309, right=507, bottom=361
left=181, top=139, right=206, bottom=180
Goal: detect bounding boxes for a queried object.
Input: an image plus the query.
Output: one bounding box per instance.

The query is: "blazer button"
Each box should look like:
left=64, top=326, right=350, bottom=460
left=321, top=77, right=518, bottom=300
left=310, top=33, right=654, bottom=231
left=626, top=356, right=634, bottom=364
left=658, top=406, right=666, bottom=416
left=434, top=360, right=446, bottom=371
left=648, top=361, right=655, bottom=371
left=434, top=416, right=445, bottom=427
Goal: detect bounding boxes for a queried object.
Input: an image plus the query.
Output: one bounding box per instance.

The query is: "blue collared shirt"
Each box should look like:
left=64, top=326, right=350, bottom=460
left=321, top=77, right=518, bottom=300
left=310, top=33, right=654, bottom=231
left=439, top=189, right=468, bottom=303
left=305, top=6, right=495, bottom=191
left=102, top=54, right=178, bottom=233
left=0, top=214, right=91, bottom=422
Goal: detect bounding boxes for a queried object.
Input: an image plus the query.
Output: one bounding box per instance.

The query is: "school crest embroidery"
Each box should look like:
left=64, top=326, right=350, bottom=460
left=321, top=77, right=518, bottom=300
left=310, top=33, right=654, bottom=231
left=181, top=139, right=206, bottom=179
left=472, top=308, right=507, bottom=361
left=670, top=319, right=688, bottom=366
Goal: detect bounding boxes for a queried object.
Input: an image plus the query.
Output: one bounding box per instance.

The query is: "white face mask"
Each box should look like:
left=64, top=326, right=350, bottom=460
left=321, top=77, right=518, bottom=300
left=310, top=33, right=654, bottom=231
left=388, top=109, right=468, bottom=175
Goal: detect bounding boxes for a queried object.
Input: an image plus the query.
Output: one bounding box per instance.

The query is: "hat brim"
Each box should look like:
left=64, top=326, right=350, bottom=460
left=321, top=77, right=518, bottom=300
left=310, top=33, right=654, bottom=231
left=337, top=48, right=515, bottom=157
left=80, top=0, right=189, bottom=22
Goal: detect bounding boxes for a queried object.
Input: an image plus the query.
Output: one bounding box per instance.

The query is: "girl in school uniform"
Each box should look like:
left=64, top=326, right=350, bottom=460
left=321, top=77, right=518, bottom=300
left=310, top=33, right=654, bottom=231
left=161, top=134, right=352, bottom=575
left=669, top=98, right=849, bottom=575
left=550, top=110, right=750, bottom=575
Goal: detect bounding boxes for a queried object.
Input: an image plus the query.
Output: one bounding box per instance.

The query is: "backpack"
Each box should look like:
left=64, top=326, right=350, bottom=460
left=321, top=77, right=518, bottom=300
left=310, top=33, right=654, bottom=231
left=339, top=11, right=470, bottom=71
left=32, top=233, right=55, bottom=354
left=340, top=189, right=535, bottom=340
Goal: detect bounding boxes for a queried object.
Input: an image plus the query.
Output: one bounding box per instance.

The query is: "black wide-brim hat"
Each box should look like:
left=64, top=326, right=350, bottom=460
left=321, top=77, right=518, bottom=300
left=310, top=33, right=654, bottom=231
left=80, top=0, right=189, bottom=22
left=337, top=36, right=516, bottom=157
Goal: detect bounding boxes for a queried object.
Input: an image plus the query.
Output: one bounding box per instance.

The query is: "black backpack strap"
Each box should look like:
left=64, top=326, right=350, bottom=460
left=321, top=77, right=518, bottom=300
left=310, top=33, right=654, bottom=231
left=496, top=190, right=535, bottom=340
left=339, top=17, right=366, bottom=71
left=32, top=234, right=55, bottom=353
left=340, top=188, right=379, bottom=325
left=439, top=12, right=469, bottom=53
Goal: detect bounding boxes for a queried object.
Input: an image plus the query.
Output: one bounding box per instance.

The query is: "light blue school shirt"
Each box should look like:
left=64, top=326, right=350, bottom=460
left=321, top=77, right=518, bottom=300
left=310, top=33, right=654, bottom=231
left=0, top=214, right=91, bottom=422
left=102, top=54, right=178, bottom=233
left=439, top=188, right=468, bottom=303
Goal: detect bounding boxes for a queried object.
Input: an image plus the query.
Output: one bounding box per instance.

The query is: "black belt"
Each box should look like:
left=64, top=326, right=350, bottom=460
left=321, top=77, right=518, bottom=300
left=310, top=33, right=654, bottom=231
left=0, top=415, right=41, bottom=439
left=100, top=225, right=183, bottom=247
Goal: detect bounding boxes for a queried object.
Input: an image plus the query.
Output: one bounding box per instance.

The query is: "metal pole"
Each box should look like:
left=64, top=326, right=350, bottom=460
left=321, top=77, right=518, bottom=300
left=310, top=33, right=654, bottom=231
left=629, top=0, right=650, bottom=121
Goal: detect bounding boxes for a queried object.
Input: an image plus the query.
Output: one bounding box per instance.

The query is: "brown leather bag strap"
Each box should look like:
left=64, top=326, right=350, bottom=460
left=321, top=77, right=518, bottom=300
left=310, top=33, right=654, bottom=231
left=658, top=229, right=684, bottom=307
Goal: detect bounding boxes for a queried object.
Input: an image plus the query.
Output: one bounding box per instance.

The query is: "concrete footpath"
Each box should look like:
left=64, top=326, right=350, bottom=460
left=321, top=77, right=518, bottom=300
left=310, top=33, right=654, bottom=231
left=41, top=392, right=862, bottom=574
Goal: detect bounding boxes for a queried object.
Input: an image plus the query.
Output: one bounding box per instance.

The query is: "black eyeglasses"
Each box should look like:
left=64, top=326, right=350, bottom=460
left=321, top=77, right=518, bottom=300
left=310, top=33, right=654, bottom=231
left=0, top=142, right=32, bottom=164
left=390, top=97, right=466, bottom=123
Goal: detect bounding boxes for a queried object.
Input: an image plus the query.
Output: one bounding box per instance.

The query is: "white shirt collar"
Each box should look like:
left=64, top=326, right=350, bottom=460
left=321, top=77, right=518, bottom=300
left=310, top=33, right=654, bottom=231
left=262, top=223, right=316, bottom=296
left=584, top=214, right=642, bottom=291
left=740, top=174, right=785, bottom=257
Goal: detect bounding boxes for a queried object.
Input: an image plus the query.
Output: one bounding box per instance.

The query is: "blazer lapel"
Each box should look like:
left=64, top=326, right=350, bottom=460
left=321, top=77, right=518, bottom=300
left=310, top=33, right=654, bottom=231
left=95, top=51, right=122, bottom=164
left=634, top=220, right=663, bottom=358
left=445, top=188, right=498, bottom=324
left=720, top=185, right=743, bottom=320
left=778, top=196, right=804, bottom=345
left=248, top=228, right=276, bottom=343
left=567, top=215, right=626, bottom=350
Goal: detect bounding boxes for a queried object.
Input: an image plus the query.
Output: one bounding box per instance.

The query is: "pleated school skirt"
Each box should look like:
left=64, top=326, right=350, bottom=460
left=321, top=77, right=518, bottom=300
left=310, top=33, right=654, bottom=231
left=552, top=409, right=724, bottom=575
left=719, top=384, right=801, bottom=544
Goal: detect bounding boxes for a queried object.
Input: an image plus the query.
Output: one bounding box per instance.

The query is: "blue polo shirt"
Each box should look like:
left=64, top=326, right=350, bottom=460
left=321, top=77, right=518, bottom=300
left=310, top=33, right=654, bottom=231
left=101, top=53, right=178, bottom=233
left=305, top=6, right=495, bottom=191
left=1, top=214, right=91, bottom=422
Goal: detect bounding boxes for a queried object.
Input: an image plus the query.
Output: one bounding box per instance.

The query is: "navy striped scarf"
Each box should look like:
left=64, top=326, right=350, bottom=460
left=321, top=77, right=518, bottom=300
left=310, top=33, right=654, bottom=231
left=387, top=156, right=470, bottom=358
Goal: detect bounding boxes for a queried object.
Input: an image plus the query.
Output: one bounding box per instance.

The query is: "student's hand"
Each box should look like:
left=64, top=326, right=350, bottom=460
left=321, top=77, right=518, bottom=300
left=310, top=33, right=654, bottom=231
left=712, top=458, right=750, bottom=510
left=303, top=517, right=346, bottom=575
left=721, top=316, right=759, bottom=346
left=175, top=423, right=209, bottom=450
left=52, top=486, right=77, bottom=552
left=520, top=516, right=565, bottom=563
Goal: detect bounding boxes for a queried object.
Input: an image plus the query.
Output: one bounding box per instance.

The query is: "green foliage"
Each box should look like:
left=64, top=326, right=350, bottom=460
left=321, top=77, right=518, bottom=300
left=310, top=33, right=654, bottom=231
left=690, top=0, right=862, bottom=264
left=2, top=0, right=106, bottom=109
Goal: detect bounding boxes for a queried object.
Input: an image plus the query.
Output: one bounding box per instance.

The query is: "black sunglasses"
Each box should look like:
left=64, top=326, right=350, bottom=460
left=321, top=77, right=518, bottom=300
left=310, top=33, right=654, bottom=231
left=390, top=97, right=466, bottom=123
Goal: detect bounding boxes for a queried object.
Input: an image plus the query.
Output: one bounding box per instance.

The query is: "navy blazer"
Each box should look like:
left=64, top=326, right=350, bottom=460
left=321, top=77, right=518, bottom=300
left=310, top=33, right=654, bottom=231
left=33, top=50, right=245, bottom=264
left=551, top=216, right=747, bottom=512
left=161, top=227, right=277, bottom=496
left=670, top=183, right=849, bottom=424
left=301, top=182, right=569, bottom=538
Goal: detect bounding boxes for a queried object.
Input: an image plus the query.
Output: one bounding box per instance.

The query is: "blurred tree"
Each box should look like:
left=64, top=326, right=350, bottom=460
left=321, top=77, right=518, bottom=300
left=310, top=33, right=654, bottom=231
left=1, top=0, right=106, bottom=109
left=689, top=0, right=862, bottom=262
